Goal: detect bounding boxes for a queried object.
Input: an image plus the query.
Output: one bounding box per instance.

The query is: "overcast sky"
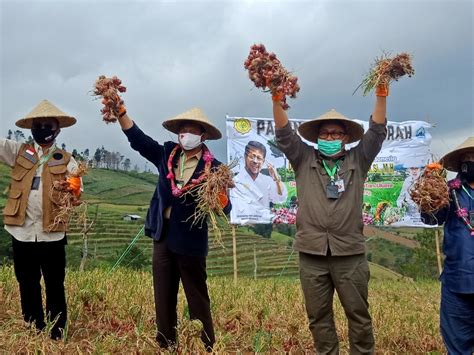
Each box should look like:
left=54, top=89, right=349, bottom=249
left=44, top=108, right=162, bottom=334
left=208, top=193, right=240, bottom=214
left=1, top=0, right=472, bottom=169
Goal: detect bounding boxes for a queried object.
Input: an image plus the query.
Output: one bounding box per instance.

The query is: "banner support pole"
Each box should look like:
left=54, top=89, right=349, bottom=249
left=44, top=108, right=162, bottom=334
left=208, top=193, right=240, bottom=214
left=435, top=228, right=443, bottom=276
left=232, top=224, right=238, bottom=285
left=253, top=244, right=257, bottom=280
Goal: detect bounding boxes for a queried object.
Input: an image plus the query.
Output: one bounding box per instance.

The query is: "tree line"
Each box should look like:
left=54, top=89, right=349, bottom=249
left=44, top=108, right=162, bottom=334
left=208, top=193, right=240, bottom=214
left=6, top=129, right=137, bottom=172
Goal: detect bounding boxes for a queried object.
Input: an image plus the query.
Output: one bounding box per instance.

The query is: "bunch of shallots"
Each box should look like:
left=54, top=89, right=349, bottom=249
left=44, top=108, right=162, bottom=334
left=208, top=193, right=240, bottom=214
left=410, top=162, right=449, bottom=213
left=185, top=162, right=236, bottom=244
left=92, top=75, right=127, bottom=123
left=48, top=162, right=88, bottom=231
left=244, top=44, right=300, bottom=110
left=355, top=52, right=415, bottom=96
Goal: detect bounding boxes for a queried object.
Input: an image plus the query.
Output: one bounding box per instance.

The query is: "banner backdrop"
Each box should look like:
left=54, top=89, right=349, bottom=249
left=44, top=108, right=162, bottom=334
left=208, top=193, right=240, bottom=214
left=226, top=115, right=433, bottom=227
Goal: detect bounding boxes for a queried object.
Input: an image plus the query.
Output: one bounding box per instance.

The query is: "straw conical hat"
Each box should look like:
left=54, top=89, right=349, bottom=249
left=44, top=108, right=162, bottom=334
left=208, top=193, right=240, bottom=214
left=441, top=137, right=474, bottom=172
left=16, top=100, right=76, bottom=129
left=298, top=109, right=364, bottom=144
left=162, top=107, right=222, bottom=140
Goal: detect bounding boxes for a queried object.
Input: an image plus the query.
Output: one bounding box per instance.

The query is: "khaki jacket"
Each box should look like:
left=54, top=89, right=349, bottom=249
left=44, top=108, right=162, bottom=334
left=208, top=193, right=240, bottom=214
left=3, top=144, right=71, bottom=232
left=275, top=118, right=387, bottom=256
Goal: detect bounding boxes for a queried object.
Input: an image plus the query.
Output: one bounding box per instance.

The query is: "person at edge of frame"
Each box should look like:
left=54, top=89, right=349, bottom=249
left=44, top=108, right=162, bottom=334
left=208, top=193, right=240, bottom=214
left=421, top=137, right=474, bottom=355
left=1, top=100, right=82, bottom=340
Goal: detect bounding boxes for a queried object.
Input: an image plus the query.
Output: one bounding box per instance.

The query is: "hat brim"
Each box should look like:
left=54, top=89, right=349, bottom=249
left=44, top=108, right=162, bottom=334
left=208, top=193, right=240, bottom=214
left=298, top=118, right=364, bottom=143
left=441, top=147, right=474, bottom=172
left=163, top=119, right=222, bottom=140
left=15, top=116, right=77, bottom=129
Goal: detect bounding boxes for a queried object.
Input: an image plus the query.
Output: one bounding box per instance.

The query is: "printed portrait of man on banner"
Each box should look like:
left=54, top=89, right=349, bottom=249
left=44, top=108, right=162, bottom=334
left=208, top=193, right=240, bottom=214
left=227, top=117, right=295, bottom=224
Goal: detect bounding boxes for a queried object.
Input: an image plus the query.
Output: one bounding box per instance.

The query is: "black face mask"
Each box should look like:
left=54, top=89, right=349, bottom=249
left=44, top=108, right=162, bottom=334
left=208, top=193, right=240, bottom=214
left=460, top=161, right=474, bottom=182
left=31, top=127, right=58, bottom=145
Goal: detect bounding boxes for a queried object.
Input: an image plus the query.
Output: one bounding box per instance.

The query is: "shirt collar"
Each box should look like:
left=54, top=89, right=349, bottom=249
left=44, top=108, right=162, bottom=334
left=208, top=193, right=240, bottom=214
left=34, top=142, right=57, bottom=157
left=180, top=149, right=203, bottom=162
left=34, top=142, right=44, bottom=156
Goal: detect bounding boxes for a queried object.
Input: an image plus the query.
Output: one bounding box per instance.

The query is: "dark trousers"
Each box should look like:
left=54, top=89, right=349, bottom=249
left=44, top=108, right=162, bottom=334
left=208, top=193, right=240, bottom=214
left=11, top=237, right=67, bottom=339
left=299, top=252, right=374, bottom=355
left=152, top=223, right=215, bottom=350
left=440, top=283, right=474, bottom=355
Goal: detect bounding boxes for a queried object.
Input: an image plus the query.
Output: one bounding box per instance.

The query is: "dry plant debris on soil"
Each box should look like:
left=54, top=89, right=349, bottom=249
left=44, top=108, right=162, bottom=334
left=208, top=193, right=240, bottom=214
left=0, top=267, right=444, bottom=353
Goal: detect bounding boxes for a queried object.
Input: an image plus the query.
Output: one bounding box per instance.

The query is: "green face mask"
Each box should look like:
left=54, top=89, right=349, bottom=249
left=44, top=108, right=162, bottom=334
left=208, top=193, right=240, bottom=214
left=317, top=139, right=342, bottom=157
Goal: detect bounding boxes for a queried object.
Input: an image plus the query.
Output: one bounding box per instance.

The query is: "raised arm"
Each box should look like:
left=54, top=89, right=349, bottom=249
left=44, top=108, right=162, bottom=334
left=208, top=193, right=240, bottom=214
left=357, top=85, right=389, bottom=170
left=371, top=88, right=387, bottom=125
left=118, top=110, right=164, bottom=166
left=273, top=99, right=309, bottom=169
left=117, top=109, right=134, bottom=130
left=0, top=138, right=23, bottom=167
left=272, top=96, right=290, bottom=129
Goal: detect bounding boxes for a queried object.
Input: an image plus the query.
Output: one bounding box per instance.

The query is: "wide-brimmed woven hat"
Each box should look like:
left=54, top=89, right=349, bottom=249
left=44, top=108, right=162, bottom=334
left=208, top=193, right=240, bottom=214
left=16, top=100, right=76, bottom=129
left=162, top=107, right=222, bottom=140
left=441, top=137, right=474, bottom=172
left=298, top=108, right=364, bottom=144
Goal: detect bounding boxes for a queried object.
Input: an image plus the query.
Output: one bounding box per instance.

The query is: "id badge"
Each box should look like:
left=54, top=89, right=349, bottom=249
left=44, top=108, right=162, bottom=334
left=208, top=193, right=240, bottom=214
left=326, top=182, right=339, bottom=199
left=334, top=179, right=345, bottom=193
left=470, top=210, right=474, bottom=226
left=31, top=176, right=40, bottom=190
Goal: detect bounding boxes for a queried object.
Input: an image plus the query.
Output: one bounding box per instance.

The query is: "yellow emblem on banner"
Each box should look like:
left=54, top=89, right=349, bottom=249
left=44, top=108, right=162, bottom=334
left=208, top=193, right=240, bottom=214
left=234, top=118, right=251, bottom=134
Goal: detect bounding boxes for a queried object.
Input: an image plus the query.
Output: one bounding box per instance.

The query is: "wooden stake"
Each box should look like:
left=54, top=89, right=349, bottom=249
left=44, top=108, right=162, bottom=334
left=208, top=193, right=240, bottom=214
left=435, top=229, right=443, bottom=276
left=253, top=244, right=257, bottom=280
left=232, top=225, right=237, bottom=285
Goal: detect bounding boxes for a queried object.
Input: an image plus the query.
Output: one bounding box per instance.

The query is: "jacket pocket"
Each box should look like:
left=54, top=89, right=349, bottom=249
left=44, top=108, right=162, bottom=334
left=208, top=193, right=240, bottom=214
left=11, top=165, right=30, bottom=181
left=4, top=189, right=22, bottom=216
left=48, top=165, right=67, bottom=175
left=16, top=154, right=36, bottom=169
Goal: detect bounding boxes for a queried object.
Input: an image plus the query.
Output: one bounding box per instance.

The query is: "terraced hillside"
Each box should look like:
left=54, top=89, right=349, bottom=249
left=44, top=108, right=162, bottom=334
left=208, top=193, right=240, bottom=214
left=67, top=205, right=405, bottom=280
left=1, top=163, right=413, bottom=279
left=66, top=204, right=300, bottom=276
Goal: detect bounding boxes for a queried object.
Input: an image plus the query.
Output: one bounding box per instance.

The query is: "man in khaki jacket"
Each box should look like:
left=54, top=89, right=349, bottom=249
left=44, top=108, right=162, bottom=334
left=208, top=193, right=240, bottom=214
left=1, top=100, right=79, bottom=340
left=272, top=85, right=388, bottom=354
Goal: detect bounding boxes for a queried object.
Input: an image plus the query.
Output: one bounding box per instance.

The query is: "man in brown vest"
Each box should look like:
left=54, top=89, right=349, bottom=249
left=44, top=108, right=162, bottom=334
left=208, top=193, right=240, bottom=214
left=0, top=100, right=79, bottom=340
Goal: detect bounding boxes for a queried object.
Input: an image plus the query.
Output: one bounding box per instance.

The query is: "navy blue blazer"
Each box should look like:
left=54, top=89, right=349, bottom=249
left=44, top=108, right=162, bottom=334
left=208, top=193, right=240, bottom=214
left=123, top=123, right=231, bottom=257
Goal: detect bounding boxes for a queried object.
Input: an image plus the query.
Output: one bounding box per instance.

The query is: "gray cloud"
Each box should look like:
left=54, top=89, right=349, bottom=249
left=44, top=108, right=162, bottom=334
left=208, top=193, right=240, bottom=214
left=1, top=0, right=472, bottom=168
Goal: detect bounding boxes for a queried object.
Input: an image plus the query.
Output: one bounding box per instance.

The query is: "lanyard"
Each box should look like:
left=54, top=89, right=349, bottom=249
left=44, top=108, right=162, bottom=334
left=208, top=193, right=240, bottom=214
left=179, top=152, right=186, bottom=180
left=462, top=185, right=474, bottom=200
left=37, top=145, right=57, bottom=167
left=322, top=160, right=339, bottom=181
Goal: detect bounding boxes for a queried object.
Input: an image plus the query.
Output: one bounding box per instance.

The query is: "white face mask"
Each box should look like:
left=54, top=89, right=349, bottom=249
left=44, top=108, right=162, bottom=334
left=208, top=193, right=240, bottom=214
left=179, top=132, right=203, bottom=151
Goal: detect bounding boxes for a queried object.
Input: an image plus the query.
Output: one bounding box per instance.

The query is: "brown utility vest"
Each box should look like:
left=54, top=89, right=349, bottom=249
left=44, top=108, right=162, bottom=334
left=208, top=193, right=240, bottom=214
left=3, top=144, right=71, bottom=232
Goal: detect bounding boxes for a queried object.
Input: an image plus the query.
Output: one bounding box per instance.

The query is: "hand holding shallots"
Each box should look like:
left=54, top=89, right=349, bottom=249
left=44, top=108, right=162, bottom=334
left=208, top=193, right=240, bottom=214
left=48, top=162, right=87, bottom=231
left=184, top=161, right=236, bottom=245
left=409, top=162, right=449, bottom=214
left=244, top=44, right=300, bottom=110
left=355, top=52, right=414, bottom=96
left=92, top=75, right=127, bottom=123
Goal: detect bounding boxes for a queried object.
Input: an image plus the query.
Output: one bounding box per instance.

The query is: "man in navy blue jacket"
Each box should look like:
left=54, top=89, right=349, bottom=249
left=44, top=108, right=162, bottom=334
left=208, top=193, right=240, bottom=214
left=421, top=137, right=474, bottom=355
left=116, top=105, right=231, bottom=350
